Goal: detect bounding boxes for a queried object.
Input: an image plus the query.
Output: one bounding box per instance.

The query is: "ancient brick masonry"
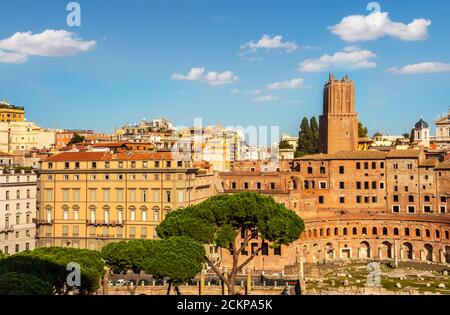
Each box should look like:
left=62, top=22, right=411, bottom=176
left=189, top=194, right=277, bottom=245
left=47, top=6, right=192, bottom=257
left=219, top=151, right=450, bottom=271
left=218, top=74, right=450, bottom=272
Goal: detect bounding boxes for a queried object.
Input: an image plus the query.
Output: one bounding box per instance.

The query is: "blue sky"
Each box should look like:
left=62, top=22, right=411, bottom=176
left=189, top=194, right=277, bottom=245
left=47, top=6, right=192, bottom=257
left=0, top=0, right=449, bottom=136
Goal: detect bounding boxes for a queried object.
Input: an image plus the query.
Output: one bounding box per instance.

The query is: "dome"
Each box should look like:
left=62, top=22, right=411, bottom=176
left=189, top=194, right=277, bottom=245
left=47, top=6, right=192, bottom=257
left=373, top=132, right=383, bottom=138
left=415, top=118, right=429, bottom=129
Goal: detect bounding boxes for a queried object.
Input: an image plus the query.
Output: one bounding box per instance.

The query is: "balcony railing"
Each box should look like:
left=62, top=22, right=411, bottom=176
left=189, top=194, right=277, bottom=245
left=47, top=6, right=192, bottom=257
left=0, top=225, right=14, bottom=233
left=96, top=234, right=114, bottom=239
left=86, top=220, right=124, bottom=227
left=33, top=219, right=53, bottom=226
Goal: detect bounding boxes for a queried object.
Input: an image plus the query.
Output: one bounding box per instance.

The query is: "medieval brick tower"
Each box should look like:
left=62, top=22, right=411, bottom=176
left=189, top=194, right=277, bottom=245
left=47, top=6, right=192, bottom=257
left=319, top=73, right=359, bottom=154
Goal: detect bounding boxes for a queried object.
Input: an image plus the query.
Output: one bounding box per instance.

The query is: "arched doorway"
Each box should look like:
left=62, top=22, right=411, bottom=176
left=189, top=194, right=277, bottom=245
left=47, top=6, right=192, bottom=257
left=381, top=241, right=392, bottom=259
left=424, top=244, right=433, bottom=262
left=403, top=243, right=413, bottom=260
left=445, top=246, right=450, bottom=264
left=359, top=241, right=370, bottom=259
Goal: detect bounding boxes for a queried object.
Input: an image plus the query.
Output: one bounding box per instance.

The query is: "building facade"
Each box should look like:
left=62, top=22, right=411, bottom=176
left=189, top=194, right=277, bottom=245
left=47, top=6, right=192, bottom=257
left=0, top=168, right=37, bottom=255
left=434, top=109, right=450, bottom=150
left=0, top=101, right=25, bottom=122
left=36, top=151, right=220, bottom=250
left=218, top=149, right=450, bottom=271
left=217, top=75, right=449, bottom=272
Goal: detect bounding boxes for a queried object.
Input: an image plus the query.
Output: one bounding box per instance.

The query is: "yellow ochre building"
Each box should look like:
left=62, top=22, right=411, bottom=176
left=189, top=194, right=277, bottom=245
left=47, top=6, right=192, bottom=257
left=36, top=151, right=220, bottom=250
left=0, top=101, right=25, bottom=122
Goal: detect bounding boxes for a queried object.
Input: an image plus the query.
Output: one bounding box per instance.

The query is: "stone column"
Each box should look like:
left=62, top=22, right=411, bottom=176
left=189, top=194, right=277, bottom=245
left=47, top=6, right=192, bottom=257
left=199, top=271, right=205, bottom=296
left=299, top=255, right=306, bottom=293
left=400, top=248, right=404, bottom=260
left=378, top=247, right=382, bottom=260
left=393, top=241, right=398, bottom=267
left=420, top=250, right=425, bottom=261
left=246, top=270, right=251, bottom=295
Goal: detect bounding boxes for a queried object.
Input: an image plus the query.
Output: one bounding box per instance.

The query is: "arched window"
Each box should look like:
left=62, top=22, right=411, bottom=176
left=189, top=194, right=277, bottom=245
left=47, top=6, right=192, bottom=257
left=405, top=228, right=410, bottom=236
left=62, top=206, right=69, bottom=220
left=445, top=231, right=449, bottom=239
left=372, top=227, right=378, bottom=235
left=394, top=228, right=399, bottom=236
left=435, top=230, right=440, bottom=238
left=117, top=207, right=123, bottom=224
left=334, top=227, right=338, bottom=236
left=46, top=206, right=53, bottom=223
left=425, top=229, right=430, bottom=238
left=383, top=227, right=388, bottom=235
left=343, top=228, right=348, bottom=236
left=308, top=230, right=312, bottom=238
left=352, top=227, right=357, bottom=235
left=320, top=229, right=323, bottom=237
left=304, top=181, right=309, bottom=189
left=104, top=209, right=109, bottom=224
left=362, top=227, right=367, bottom=235
left=313, top=229, right=318, bottom=237
left=326, top=228, right=331, bottom=237
left=415, top=229, right=421, bottom=237
left=90, top=209, right=96, bottom=223
left=73, top=206, right=80, bottom=221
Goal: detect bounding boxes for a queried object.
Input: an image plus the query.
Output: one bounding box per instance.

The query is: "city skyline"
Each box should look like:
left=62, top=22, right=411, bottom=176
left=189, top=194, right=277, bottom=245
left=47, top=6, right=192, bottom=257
left=0, top=0, right=449, bottom=136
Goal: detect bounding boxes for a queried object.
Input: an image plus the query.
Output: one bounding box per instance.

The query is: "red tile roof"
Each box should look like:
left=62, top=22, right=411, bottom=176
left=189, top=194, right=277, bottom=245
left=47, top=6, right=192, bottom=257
left=295, top=150, right=387, bottom=161
left=386, top=149, right=423, bottom=158
left=435, top=160, right=450, bottom=170
left=91, top=142, right=128, bottom=148
left=43, top=151, right=182, bottom=162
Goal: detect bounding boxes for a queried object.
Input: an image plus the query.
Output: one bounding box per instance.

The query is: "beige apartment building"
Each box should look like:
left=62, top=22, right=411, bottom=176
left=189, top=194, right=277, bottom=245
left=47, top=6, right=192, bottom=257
left=36, top=151, right=220, bottom=250
left=0, top=168, right=37, bottom=255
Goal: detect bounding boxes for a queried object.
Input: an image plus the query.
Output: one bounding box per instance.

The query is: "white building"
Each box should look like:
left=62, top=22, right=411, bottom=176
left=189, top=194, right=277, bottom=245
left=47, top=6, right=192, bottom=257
left=0, top=168, right=37, bottom=255
left=0, top=121, right=55, bottom=153
left=434, top=109, right=450, bottom=150
left=280, top=133, right=298, bottom=149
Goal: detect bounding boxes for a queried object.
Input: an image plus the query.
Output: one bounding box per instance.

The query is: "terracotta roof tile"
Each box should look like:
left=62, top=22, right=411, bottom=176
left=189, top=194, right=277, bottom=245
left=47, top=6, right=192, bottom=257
left=435, top=160, right=450, bottom=170
left=43, top=151, right=183, bottom=162
left=386, top=149, right=423, bottom=158
left=295, top=150, right=386, bottom=161
left=419, top=159, right=438, bottom=167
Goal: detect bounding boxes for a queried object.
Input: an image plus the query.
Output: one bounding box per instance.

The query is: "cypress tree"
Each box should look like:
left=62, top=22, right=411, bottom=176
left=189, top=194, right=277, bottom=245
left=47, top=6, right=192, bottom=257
left=297, top=117, right=313, bottom=155
left=310, top=116, right=319, bottom=153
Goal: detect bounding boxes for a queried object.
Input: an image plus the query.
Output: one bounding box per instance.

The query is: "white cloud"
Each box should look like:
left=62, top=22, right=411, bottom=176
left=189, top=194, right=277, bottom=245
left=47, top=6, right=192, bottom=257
left=253, top=95, right=280, bottom=102
left=172, top=67, right=239, bottom=86
left=0, top=29, right=96, bottom=63
left=231, top=88, right=262, bottom=95
left=241, top=34, right=297, bottom=53
left=267, top=78, right=304, bottom=90
left=389, top=62, right=450, bottom=74
left=298, top=46, right=376, bottom=72
left=329, top=11, right=431, bottom=42
left=0, top=50, right=28, bottom=64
